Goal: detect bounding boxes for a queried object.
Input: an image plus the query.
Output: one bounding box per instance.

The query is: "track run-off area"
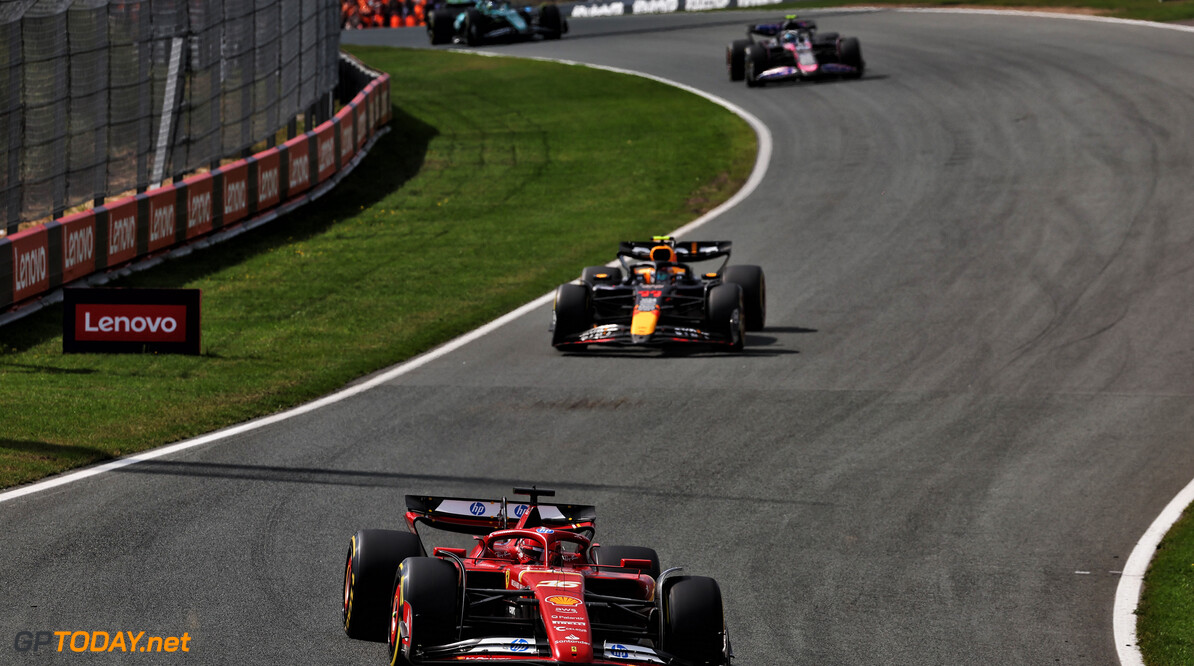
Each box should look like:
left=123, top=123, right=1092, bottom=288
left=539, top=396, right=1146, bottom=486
left=4, top=8, right=1194, bottom=664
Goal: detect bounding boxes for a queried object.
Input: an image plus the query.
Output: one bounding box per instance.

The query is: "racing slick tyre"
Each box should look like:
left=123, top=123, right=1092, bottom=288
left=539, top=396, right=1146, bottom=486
left=661, top=576, right=728, bottom=666
left=427, top=10, right=456, bottom=45
left=464, top=9, right=483, bottom=46
left=726, top=39, right=750, bottom=81
left=839, top=37, right=864, bottom=78
left=722, top=265, right=766, bottom=331
left=707, top=283, right=745, bottom=351
left=581, top=266, right=621, bottom=286
left=389, top=557, right=461, bottom=665
left=343, top=529, right=424, bottom=641
left=552, top=283, right=592, bottom=350
left=592, top=545, right=661, bottom=579
left=744, top=43, right=767, bottom=88
left=539, top=4, right=564, bottom=39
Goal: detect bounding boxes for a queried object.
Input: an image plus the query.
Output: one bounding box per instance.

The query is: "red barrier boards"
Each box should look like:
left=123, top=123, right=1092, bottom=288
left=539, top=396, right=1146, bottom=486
left=219, top=161, right=250, bottom=227
left=315, top=121, right=338, bottom=183
left=10, top=226, right=50, bottom=302
left=254, top=148, right=282, bottom=212
left=145, top=186, right=179, bottom=253
left=282, top=133, right=312, bottom=197
left=103, top=197, right=140, bottom=267
left=183, top=173, right=215, bottom=239
left=60, top=210, right=98, bottom=284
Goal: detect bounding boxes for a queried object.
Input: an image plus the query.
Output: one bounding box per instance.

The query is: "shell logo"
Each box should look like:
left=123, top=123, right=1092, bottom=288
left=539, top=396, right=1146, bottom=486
left=546, top=595, right=582, bottom=607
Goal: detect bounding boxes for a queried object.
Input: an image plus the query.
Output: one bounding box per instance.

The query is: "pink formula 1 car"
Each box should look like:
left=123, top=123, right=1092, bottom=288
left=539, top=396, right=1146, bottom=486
left=727, top=16, right=864, bottom=87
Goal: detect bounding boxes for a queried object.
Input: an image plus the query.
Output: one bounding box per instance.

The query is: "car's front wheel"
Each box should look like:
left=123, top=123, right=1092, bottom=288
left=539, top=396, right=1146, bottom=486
left=707, top=283, right=744, bottom=351
left=726, top=39, right=750, bottom=81
left=464, top=9, right=483, bottom=46
left=539, top=4, right=564, bottom=39
left=839, top=37, right=864, bottom=78
left=427, top=10, right=455, bottom=45
left=745, top=43, right=768, bottom=88
left=722, top=265, right=765, bottom=331
left=342, top=530, right=423, bottom=641
left=660, top=576, right=729, bottom=665
left=389, top=557, right=460, bottom=665
left=552, top=283, right=592, bottom=350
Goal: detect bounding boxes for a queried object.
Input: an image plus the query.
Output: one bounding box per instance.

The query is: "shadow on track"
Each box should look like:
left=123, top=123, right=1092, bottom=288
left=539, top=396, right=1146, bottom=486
left=113, top=461, right=833, bottom=506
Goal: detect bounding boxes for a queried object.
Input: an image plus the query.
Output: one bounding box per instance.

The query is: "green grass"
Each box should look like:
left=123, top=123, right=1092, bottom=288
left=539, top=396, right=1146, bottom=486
left=0, top=46, right=755, bottom=489
left=781, top=0, right=1194, bottom=22
left=1139, top=504, right=1194, bottom=665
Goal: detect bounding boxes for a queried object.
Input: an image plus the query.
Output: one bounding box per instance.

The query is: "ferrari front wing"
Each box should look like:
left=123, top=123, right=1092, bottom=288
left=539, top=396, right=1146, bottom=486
left=417, top=637, right=666, bottom=664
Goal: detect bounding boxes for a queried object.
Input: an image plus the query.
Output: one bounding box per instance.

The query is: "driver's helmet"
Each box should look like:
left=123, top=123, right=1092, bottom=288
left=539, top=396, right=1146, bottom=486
left=650, top=245, right=676, bottom=263
left=517, top=539, right=545, bottom=564
left=781, top=31, right=798, bottom=45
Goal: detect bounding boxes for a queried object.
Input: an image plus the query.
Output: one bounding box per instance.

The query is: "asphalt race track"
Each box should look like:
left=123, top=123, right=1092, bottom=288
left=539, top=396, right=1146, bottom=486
left=5, top=9, right=1194, bottom=664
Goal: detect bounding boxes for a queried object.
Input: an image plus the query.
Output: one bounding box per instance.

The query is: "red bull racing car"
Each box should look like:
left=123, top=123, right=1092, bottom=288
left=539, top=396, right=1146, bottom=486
left=551, top=237, right=766, bottom=352
left=726, top=16, right=864, bottom=87
left=343, top=487, right=732, bottom=665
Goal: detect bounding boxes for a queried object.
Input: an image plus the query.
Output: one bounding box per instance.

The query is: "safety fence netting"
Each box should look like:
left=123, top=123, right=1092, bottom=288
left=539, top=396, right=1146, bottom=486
left=1, top=0, right=341, bottom=234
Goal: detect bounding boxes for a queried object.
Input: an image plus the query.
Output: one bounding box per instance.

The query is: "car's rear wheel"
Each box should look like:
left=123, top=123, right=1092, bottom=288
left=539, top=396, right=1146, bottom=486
left=722, top=265, right=765, bottom=331
left=389, top=557, right=460, bottom=665
left=726, top=39, right=750, bottom=81
left=553, top=283, right=591, bottom=350
left=661, top=576, right=728, bottom=666
left=539, top=4, right=563, bottom=39
left=745, top=43, right=767, bottom=88
left=592, top=545, right=661, bottom=579
left=342, top=530, right=423, bottom=641
left=707, top=283, right=744, bottom=351
left=839, top=37, right=864, bottom=78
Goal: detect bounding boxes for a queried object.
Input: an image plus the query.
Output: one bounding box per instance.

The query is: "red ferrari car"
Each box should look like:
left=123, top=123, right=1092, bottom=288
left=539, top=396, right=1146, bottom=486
left=342, top=487, right=732, bottom=665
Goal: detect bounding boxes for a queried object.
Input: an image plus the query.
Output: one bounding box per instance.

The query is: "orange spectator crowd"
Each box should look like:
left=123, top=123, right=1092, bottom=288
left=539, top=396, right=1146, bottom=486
left=342, top=0, right=429, bottom=28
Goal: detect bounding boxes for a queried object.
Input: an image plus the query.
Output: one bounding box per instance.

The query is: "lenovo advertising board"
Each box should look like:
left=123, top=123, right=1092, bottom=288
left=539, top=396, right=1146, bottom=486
left=315, top=121, right=338, bottom=184
left=59, top=210, right=98, bottom=284
left=145, top=186, right=179, bottom=253
left=10, top=226, right=51, bottom=303
left=252, top=148, right=282, bottom=213
left=63, top=288, right=201, bottom=355
left=219, top=160, right=250, bottom=227
left=183, top=173, right=215, bottom=239
left=102, top=197, right=140, bottom=267
left=282, top=133, right=312, bottom=198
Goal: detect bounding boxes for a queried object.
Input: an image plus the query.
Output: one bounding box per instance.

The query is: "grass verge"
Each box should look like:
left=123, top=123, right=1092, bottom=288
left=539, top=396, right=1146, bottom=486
left=0, top=46, right=755, bottom=489
left=1138, top=503, right=1194, bottom=665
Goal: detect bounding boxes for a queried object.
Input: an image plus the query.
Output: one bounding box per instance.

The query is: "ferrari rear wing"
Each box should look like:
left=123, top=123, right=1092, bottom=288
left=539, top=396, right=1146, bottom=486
left=405, top=495, right=597, bottom=536
left=617, top=240, right=732, bottom=263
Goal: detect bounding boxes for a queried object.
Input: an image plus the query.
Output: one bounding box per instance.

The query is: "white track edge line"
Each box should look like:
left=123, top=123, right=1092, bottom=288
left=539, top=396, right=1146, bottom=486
left=0, top=59, right=771, bottom=505
left=1113, top=477, right=1194, bottom=666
